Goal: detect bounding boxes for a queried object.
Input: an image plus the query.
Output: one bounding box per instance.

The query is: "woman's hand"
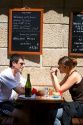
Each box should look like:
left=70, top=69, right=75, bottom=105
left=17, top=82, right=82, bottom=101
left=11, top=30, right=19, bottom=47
left=50, top=67, right=60, bottom=91
left=50, top=67, right=58, bottom=76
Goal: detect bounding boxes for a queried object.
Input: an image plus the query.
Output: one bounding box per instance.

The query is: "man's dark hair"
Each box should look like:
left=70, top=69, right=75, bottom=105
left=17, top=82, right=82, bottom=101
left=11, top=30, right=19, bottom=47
left=9, top=54, right=24, bottom=67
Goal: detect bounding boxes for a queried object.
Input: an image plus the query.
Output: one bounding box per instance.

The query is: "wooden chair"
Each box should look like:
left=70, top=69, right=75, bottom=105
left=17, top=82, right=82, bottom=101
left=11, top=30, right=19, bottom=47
left=0, top=115, right=14, bottom=125
left=72, top=117, right=83, bottom=125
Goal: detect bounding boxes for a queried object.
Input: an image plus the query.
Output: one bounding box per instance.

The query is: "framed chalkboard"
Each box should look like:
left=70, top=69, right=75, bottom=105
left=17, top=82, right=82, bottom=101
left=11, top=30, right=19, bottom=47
left=8, top=8, right=43, bottom=55
left=69, top=11, right=83, bottom=57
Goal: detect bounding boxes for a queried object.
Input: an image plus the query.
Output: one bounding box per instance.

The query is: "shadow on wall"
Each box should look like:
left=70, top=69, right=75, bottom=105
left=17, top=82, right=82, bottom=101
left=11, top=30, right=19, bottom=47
left=0, top=0, right=69, bottom=16
left=0, top=0, right=23, bottom=16
left=1, top=0, right=83, bottom=15
left=1, top=0, right=83, bottom=63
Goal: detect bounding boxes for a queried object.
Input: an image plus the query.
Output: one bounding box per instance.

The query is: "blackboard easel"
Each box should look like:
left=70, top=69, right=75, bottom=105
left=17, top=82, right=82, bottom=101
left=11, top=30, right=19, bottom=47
left=8, top=8, right=43, bottom=55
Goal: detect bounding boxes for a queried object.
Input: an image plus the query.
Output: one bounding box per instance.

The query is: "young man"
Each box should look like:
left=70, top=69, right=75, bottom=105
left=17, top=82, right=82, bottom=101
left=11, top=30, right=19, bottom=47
left=0, top=54, right=28, bottom=125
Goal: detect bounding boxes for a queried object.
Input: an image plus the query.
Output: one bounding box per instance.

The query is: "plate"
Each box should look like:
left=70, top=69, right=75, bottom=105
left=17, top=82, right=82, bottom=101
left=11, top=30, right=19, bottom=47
left=18, top=94, right=36, bottom=99
left=52, top=95, right=61, bottom=99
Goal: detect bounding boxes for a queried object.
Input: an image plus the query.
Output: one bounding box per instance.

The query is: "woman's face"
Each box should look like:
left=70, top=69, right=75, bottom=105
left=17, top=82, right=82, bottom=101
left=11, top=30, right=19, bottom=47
left=58, top=64, right=67, bottom=73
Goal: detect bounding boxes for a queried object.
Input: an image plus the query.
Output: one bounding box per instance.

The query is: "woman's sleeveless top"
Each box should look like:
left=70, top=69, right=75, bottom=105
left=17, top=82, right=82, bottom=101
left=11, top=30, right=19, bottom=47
left=69, top=76, right=83, bottom=103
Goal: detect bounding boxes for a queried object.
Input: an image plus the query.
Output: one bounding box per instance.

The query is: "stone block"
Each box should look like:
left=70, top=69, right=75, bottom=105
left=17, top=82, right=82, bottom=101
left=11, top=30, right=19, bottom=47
left=43, top=24, right=63, bottom=47
left=22, top=67, right=52, bottom=86
left=44, top=10, right=63, bottom=23
left=62, top=11, right=69, bottom=24
left=43, top=49, right=68, bottom=66
left=0, top=66, right=8, bottom=72
left=0, top=23, right=7, bottom=47
left=0, top=48, right=9, bottom=65
left=62, top=25, right=69, bottom=47
left=0, top=13, right=8, bottom=22
left=77, top=59, right=83, bottom=67
left=76, top=67, right=83, bottom=75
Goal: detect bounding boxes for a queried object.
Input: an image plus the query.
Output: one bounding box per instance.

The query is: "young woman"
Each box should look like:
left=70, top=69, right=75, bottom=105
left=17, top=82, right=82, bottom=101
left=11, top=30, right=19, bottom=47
left=50, top=56, right=83, bottom=125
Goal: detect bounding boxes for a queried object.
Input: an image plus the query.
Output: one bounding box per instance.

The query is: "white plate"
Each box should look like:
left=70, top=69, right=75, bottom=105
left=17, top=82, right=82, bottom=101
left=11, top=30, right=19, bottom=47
left=19, top=94, right=36, bottom=99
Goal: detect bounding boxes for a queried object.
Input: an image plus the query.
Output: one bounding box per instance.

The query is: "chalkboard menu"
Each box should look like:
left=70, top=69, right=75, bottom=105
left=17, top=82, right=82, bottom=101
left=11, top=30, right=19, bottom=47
left=8, top=8, right=43, bottom=55
left=69, top=11, right=83, bottom=57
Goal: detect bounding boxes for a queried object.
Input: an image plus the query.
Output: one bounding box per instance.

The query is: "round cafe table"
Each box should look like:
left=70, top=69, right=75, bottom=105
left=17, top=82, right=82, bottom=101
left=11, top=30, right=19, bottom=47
left=16, top=94, right=64, bottom=125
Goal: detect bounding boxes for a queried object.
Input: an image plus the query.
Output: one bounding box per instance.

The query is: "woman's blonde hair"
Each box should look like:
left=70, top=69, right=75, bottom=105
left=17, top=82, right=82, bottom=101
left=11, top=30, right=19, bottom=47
left=58, top=56, right=77, bottom=68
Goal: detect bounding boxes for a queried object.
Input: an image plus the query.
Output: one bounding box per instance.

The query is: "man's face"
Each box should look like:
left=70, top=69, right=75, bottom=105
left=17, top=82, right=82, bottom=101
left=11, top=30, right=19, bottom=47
left=13, top=58, right=25, bottom=73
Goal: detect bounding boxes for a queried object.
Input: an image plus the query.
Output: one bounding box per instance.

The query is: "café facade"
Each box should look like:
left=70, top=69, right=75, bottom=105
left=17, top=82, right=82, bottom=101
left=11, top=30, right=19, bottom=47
left=0, top=0, right=83, bottom=100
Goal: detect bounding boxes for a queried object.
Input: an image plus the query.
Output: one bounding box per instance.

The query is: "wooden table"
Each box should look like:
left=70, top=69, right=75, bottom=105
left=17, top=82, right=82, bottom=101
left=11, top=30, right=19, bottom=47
left=17, top=95, right=64, bottom=125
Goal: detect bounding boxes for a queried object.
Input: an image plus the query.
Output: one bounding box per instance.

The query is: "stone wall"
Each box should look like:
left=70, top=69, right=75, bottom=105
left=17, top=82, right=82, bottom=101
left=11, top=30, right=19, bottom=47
left=0, top=0, right=83, bottom=101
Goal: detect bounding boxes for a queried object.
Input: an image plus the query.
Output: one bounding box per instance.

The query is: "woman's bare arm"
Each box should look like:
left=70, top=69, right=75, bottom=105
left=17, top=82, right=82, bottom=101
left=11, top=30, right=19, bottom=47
left=51, top=71, right=80, bottom=92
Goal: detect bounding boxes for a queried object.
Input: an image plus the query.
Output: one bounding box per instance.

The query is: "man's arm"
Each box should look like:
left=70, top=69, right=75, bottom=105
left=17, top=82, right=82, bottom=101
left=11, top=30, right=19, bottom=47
left=13, top=86, right=25, bottom=95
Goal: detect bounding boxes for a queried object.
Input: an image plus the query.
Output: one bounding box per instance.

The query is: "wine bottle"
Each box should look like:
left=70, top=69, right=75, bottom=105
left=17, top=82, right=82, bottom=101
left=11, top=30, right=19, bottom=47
left=25, top=74, right=32, bottom=97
